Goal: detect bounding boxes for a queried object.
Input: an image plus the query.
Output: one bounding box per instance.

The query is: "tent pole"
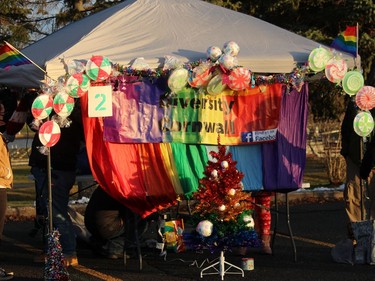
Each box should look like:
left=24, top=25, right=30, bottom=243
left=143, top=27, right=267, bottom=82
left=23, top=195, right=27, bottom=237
left=47, top=147, right=53, bottom=232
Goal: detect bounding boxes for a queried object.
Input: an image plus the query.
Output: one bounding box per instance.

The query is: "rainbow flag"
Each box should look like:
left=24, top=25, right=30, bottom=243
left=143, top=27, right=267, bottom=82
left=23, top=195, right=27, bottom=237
left=331, top=26, right=357, bottom=57
left=0, top=42, right=31, bottom=69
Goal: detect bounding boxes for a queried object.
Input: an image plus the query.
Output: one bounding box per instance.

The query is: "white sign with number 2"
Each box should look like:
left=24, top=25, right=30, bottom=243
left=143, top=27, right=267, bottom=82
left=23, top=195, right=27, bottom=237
left=88, top=85, right=113, bottom=117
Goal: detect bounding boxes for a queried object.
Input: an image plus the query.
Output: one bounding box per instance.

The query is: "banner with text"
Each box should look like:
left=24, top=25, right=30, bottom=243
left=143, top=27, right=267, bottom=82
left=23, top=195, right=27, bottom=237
left=162, top=84, right=283, bottom=145
left=103, top=80, right=283, bottom=145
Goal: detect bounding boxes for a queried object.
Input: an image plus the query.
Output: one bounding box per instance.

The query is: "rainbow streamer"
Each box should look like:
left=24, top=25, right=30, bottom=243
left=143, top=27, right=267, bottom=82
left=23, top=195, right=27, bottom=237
left=0, top=42, right=31, bottom=69
left=331, top=26, right=357, bottom=57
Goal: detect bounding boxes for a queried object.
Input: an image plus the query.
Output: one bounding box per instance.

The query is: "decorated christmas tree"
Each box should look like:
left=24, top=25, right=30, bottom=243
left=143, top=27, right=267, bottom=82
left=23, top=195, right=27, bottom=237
left=186, top=140, right=260, bottom=253
left=44, top=230, right=70, bottom=281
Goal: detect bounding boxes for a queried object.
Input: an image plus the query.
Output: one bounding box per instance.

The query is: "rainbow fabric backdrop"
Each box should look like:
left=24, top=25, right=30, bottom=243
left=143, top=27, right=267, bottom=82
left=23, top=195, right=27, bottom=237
left=80, top=83, right=309, bottom=218
left=0, top=42, right=31, bottom=69
left=331, top=26, right=357, bottom=57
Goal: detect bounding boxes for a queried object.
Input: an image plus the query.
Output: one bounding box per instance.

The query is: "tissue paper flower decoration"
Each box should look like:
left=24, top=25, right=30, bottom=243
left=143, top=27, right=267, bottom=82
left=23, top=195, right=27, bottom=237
left=206, top=46, right=222, bottom=62
left=196, top=220, right=213, bottom=237
left=218, top=54, right=238, bottom=70
left=131, top=57, right=151, bottom=71
left=223, top=41, right=240, bottom=57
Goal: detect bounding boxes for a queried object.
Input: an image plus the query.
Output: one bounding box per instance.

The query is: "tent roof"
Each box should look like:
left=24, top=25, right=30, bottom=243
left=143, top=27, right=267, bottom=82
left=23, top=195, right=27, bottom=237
left=0, top=0, right=355, bottom=88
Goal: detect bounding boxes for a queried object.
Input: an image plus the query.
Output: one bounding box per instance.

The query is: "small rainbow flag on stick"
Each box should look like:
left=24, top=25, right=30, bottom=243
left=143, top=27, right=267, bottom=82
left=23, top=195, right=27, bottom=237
left=0, top=41, right=32, bottom=69
left=331, top=25, right=358, bottom=57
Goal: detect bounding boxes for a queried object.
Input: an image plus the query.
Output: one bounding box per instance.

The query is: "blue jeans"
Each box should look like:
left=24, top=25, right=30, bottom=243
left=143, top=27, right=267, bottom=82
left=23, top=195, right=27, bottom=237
left=31, top=167, right=77, bottom=256
left=31, top=167, right=48, bottom=218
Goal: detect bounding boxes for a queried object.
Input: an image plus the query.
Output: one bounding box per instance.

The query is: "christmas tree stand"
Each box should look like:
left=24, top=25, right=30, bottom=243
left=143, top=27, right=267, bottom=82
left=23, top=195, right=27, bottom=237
left=200, top=251, right=244, bottom=280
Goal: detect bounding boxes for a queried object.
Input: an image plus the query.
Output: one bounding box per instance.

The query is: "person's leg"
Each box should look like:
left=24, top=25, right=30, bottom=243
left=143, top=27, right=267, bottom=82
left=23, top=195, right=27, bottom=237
left=101, top=237, right=125, bottom=259
left=96, top=210, right=125, bottom=240
left=0, top=189, right=14, bottom=279
left=95, top=210, right=125, bottom=259
left=30, top=167, right=50, bottom=262
left=50, top=170, right=77, bottom=265
left=0, top=189, right=7, bottom=241
left=255, top=192, right=272, bottom=254
left=366, top=170, right=375, bottom=221
left=30, top=167, right=48, bottom=234
left=344, top=157, right=363, bottom=240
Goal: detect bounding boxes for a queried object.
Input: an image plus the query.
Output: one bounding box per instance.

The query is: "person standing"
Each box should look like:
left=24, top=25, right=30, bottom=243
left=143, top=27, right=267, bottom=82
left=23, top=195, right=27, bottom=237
left=0, top=88, right=17, bottom=280
left=3, top=91, right=47, bottom=236
left=340, top=99, right=375, bottom=241
left=359, top=133, right=375, bottom=220
left=0, top=133, right=14, bottom=280
left=4, top=91, right=84, bottom=266
left=28, top=99, right=84, bottom=267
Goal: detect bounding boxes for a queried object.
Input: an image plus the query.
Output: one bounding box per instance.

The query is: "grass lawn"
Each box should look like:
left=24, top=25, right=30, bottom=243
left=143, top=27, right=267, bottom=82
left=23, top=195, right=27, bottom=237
left=7, top=155, right=333, bottom=208
left=303, top=156, right=332, bottom=188
left=8, top=165, right=35, bottom=207
left=8, top=165, right=79, bottom=207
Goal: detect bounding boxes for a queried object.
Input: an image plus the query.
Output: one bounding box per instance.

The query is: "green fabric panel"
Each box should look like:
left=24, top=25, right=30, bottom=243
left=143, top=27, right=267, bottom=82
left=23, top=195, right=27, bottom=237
left=171, top=143, right=208, bottom=198
left=169, top=87, right=202, bottom=143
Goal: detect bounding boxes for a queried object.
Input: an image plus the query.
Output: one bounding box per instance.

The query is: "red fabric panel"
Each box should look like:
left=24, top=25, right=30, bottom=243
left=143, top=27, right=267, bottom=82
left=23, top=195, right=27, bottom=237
left=223, top=84, right=283, bottom=134
left=81, top=94, right=177, bottom=218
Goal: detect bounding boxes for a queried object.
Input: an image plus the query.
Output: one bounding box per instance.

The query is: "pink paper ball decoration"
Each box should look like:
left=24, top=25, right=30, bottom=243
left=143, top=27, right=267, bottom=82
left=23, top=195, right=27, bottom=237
left=228, top=67, right=251, bottom=91
left=38, top=120, right=61, bottom=147
left=53, top=92, right=75, bottom=118
left=188, top=66, right=212, bottom=88
left=356, top=86, right=375, bottom=111
left=85, top=55, right=112, bottom=82
left=31, top=94, right=53, bottom=120
left=325, top=58, right=348, bottom=83
left=66, top=72, right=90, bottom=98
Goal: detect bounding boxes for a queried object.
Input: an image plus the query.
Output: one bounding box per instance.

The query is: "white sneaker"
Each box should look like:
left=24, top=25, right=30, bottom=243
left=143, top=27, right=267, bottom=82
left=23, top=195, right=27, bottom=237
left=0, top=268, right=13, bottom=280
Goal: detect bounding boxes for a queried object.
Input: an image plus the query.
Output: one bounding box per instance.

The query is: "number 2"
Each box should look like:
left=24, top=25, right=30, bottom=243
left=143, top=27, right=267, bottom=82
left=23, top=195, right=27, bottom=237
left=95, top=93, right=106, bottom=111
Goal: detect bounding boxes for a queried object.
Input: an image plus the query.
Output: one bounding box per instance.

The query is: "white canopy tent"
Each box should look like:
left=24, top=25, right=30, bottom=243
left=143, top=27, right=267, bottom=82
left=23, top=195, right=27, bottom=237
left=0, top=0, right=355, bottom=88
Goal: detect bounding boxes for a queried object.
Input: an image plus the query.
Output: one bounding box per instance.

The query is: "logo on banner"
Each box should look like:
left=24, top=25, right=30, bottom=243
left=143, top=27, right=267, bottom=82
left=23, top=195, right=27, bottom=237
left=241, top=129, right=277, bottom=143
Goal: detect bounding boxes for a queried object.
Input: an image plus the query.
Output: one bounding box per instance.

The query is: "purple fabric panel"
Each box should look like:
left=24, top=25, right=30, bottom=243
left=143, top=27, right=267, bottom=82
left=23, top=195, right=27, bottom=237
left=103, top=77, right=165, bottom=143
left=262, top=84, right=308, bottom=192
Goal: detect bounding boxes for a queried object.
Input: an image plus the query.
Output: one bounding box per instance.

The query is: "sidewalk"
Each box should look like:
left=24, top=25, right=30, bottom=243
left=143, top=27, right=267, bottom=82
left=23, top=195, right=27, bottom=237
left=277, top=186, right=344, bottom=204
left=6, top=187, right=344, bottom=221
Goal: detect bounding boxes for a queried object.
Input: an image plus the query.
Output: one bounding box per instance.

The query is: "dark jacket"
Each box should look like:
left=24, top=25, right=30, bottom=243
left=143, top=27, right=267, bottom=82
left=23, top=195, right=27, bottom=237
left=360, top=136, right=375, bottom=179
left=0, top=88, right=17, bottom=133
left=341, top=99, right=375, bottom=179
left=340, top=100, right=363, bottom=166
left=28, top=99, right=84, bottom=171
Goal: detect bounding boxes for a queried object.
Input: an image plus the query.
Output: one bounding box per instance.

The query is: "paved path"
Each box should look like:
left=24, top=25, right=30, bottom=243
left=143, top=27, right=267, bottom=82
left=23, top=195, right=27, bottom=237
left=2, top=200, right=375, bottom=281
